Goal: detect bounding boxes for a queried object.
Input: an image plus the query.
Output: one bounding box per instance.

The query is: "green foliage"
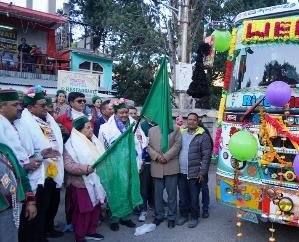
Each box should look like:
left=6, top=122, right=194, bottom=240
left=113, top=59, right=155, bottom=105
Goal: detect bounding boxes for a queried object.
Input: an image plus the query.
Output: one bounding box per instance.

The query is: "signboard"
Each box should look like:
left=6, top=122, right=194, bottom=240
left=57, top=70, right=99, bottom=97
left=242, top=18, right=299, bottom=44
left=203, top=35, right=215, bottom=68
left=0, top=25, right=17, bottom=51
left=175, top=62, right=193, bottom=91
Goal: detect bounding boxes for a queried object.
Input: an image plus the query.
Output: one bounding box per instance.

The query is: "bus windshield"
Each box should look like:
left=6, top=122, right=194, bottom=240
left=229, top=44, right=299, bottom=92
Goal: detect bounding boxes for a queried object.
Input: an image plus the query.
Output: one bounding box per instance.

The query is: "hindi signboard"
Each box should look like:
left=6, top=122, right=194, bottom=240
left=0, top=25, right=17, bottom=51
left=57, top=70, right=99, bottom=97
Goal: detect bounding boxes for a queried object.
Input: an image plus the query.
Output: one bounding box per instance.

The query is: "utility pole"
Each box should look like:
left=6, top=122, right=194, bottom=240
left=178, top=0, right=191, bottom=109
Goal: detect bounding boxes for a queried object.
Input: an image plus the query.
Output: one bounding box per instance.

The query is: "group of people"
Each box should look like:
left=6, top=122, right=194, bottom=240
left=1, top=37, right=43, bottom=72
left=0, top=86, right=213, bottom=242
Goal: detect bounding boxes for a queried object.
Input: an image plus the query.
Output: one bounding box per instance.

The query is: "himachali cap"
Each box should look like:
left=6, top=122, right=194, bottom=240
left=73, top=116, right=90, bottom=130
left=56, top=90, right=66, bottom=96
left=0, top=89, right=19, bottom=102
left=92, top=96, right=101, bottom=104
left=23, top=92, right=46, bottom=106
left=46, top=97, right=53, bottom=106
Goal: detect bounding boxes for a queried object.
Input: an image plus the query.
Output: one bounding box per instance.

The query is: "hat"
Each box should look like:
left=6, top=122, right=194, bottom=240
left=92, top=96, right=101, bottom=104
left=46, top=97, right=53, bottom=106
left=56, top=90, right=66, bottom=96
left=73, top=116, right=89, bottom=130
left=0, top=89, right=19, bottom=102
left=111, top=98, right=127, bottom=111
left=23, top=86, right=46, bottom=106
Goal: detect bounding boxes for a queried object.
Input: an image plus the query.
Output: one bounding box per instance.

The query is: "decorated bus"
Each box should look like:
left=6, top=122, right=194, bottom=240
left=214, top=2, right=299, bottom=232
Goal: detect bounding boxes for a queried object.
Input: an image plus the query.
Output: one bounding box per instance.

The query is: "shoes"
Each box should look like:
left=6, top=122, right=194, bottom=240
left=153, top=218, right=163, bottom=226
left=176, top=216, right=188, bottom=226
left=45, top=229, right=64, bottom=238
left=110, top=222, right=119, bottom=231
left=120, top=219, right=136, bottom=228
left=139, top=211, right=147, bottom=222
left=188, top=218, right=198, bottom=228
left=202, top=211, right=209, bottom=218
left=85, top=233, right=104, bottom=241
left=168, top=220, right=175, bottom=229
left=63, top=223, right=74, bottom=232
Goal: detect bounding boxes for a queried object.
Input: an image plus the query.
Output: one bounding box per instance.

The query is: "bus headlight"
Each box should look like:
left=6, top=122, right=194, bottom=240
left=278, top=197, right=293, bottom=212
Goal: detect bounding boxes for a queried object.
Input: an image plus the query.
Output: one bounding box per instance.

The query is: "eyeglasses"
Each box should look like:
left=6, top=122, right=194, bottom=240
left=76, top=99, right=86, bottom=104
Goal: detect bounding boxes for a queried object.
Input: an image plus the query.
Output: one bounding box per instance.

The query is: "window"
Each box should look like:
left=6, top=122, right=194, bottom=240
left=78, top=61, right=103, bottom=86
left=79, top=61, right=91, bottom=71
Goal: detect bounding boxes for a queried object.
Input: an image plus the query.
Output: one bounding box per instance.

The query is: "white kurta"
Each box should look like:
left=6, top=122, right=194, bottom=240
left=18, top=109, right=64, bottom=191
left=0, top=114, right=31, bottom=165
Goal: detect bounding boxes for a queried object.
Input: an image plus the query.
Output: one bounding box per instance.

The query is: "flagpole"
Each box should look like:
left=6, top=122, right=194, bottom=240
left=133, top=117, right=142, bottom=133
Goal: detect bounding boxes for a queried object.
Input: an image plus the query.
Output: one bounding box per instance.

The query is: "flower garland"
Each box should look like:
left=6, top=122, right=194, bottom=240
left=242, top=18, right=299, bottom=44
left=213, top=127, right=222, bottom=156
left=217, top=91, right=227, bottom=124
left=213, top=28, right=238, bottom=157
left=27, top=85, right=46, bottom=97
left=228, top=28, right=238, bottom=57
left=259, top=107, right=293, bottom=167
left=264, top=114, right=299, bottom=145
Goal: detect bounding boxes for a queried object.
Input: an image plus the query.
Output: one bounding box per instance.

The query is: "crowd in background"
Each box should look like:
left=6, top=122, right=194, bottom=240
left=0, top=87, right=213, bottom=242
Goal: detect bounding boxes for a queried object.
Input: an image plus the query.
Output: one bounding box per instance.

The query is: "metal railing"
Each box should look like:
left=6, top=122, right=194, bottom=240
left=0, top=52, right=70, bottom=75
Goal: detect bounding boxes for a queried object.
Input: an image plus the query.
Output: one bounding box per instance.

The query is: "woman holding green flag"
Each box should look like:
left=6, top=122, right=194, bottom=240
left=63, top=116, right=106, bottom=242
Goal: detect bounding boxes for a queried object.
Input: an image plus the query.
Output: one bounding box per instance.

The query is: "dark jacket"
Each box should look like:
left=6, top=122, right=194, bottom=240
left=181, top=127, right=212, bottom=178
left=94, top=116, right=107, bottom=137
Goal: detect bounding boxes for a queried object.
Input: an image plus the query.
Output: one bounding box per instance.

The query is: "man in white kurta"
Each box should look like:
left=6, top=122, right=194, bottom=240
left=18, top=89, right=64, bottom=241
left=98, top=100, right=147, bottom=231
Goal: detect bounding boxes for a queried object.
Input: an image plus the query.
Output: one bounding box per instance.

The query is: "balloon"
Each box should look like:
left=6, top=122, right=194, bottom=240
left=228, top=130, right=258, bottom=161
left=293, top=154, right=299, bottom=177
left=265, top=81, right=291, bottom=107
left=211, top=30, right=231, bottom=52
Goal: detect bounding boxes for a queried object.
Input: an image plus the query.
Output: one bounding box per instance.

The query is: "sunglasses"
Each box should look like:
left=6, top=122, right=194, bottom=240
left=76, top=99, right=86, bottom=104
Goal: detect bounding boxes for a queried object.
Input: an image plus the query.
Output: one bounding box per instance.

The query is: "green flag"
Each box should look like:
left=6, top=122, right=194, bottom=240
left=92, top=124, right=142, bottom=218
left=140, top=57, right=173, bottom=152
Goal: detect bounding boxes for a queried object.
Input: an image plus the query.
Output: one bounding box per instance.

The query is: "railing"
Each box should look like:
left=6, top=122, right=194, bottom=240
left=0, top=52, right=70, bottom=76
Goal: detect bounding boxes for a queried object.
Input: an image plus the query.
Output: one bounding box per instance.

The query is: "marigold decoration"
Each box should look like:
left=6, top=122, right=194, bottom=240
left=217, top=93, right=227, bottom=124
left=264, top=114, right=299, bottom=146
left=46, top=161, right=58, bottom=178
left=259, top=107, right=293, bottom=167
left=213, top=28, right=237, bottom=157
left=228, top=28, right=238, bottom=57
left=242, top=18, right=299, bottom=44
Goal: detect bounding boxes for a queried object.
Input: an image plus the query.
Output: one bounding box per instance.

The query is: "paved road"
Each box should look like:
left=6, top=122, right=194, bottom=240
left=49, top=166, right=299, bottom=242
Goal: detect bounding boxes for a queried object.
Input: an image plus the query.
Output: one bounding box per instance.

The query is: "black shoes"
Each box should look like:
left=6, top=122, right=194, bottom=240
left=110, top=222, right=119, bottom=231
left=202, top=211, right=209, bottom=218
left=119, top=219, right=136, bottom=228
left=45, top=229, right=64, bottom=238
left=168, top=220, right=175, bottom=229
left=153, top=218, right=164, bottom=226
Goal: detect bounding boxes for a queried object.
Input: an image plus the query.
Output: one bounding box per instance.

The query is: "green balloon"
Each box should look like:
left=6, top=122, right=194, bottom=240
left=211, top=30, right=231, bottom=52
left=228, top=130, right=258, bottom=161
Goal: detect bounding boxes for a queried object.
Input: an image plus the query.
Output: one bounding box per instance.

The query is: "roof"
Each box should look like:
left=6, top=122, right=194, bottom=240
left=71, top=48, right=113, bottom=61
left=234, top=2, right=299, bottom=24
left=0, top=2, right=67, bottom=27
